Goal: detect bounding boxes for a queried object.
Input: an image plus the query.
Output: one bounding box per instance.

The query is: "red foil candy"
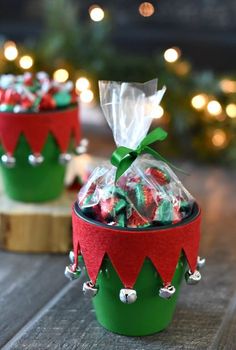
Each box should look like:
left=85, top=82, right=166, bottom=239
left=145, top=167, right=170, bottom=185
left=39, top=93, right=56, bottom=110
left=172, top=202, right=182, bottom=224
left=71, top=90, right=78, bottom=104
left=127, top=209, right=149, bottom=228
left=87, top=183, right=96, bottom=195
left=48, top=86, right=60, bottom=95
left=0, top=89, right=5, bottom=103
left=118, top=174, right=141, bottom=191
left=4, top=89, right=21, bottom=104
left=21, top=96, right=34, bottom=109
left=100, top=197, right=118, bottom=220
left=142, top=185, right=155, bottom=208
left=23, top=75, right=34, bottom=86
left=131, top=183, right=156, bottom=219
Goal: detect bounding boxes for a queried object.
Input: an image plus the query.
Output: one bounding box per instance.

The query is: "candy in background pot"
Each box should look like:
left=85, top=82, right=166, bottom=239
left=0, top=73, right=82, bottom=202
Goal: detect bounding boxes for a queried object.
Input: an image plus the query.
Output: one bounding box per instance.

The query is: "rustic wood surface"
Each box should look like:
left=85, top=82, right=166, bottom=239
left=0, top=189, right=75, bottom=252
left=0, top=252, right=68, bottom=348
left=0, top=165, right=236, bottom=350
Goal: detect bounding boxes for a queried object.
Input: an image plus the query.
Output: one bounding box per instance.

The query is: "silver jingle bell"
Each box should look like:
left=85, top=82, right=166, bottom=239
left=1, top=154, right=16, bottom=168
left=185, top=270, right=202, bottom=285
left=59, top=153, right=72, bottom=165
left=82, top=281, right=98, bottom=297
left=80, top=138, right=89, bottom=148
left=69, top=250, right=74, bottom=264
left=159, top=285, right=176, bottom=299
left=13, top=105, right=27, bottom=113
left=64, top=265, right=81, bottom=281
left=76, top=145, right=86, bottom=155
left=28, top=153, right=44, bottom=166
left=119, top=288, right=137, bottom=304
left=76, top=138, right=89, bottom=155
left=197, top=256, right=206, bottom=269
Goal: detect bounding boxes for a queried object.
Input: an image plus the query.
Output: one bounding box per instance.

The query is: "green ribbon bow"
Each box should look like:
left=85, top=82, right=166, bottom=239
left=111, top=127, right=184, bottom=182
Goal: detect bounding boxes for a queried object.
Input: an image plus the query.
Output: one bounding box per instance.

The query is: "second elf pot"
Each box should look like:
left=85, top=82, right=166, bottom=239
left=0, top=106, right=80, bottom=202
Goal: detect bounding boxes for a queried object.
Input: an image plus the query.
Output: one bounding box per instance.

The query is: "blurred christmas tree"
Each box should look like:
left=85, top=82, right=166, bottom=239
left=0, top=0, right=235, bottom=164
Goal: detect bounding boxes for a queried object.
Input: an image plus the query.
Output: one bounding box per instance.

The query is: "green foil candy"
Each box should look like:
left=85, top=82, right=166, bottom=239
left=53, top=91, right=71, bottom=108
left=154, top=199, right=173, bottom=225
left=0, top=104, right=14, bottom=112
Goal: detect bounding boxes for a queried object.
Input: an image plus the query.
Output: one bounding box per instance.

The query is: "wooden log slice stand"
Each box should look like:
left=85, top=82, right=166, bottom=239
left=0, top=186, right=77, bottom=252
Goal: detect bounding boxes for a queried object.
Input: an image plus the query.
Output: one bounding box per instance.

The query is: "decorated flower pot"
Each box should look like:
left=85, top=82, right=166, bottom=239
left=0, top=107, right=80, bottom=202
left=65, top=202, right=202, bottom=336
left=65, top=79, right=204, bottom=336
left=0, top=73, right=81, bottom=202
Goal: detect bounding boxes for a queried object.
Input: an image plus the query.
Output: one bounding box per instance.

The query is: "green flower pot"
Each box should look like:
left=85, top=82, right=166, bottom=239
left=0, top=106, right=80, bottom=202
left=91, top=256, right=186, bottom=336
left=72, top=204, right=201, bottom=336
left=0, top=133, right=66, bottom=202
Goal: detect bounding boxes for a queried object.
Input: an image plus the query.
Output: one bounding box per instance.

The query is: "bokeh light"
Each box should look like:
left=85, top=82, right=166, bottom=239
left=226, top=103, right=236, bottom=118
left=175, top=61, right=191, bottom=75
left=211, top=129, right=227, bottom=148
left=19, top=55, right=33, bottom=69
left=80, top=89, right=94, bottom=103
left=89, top=5, right=104, bottom=22
left=164, top=47, right=181, bottom=63
left=76, top=77, right=90, bottom=92
left=154, top=105, right=164, bottom=119
left=220, top=79, right=236, bottom=94
left=53, top=69, right=69, bottom=83
left=191, top=94, right=207, bottom=110
left=139, top=2, right=155, bottom=17
left=207, top=100, right=222, bottom=116
left=4, top=41, right=18, bottom=61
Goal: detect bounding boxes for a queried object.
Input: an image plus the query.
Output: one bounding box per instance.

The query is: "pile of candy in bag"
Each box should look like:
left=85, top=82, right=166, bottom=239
left=78, top=79, right=195, bottom=228
left=0, top=72, right=77, bottom=113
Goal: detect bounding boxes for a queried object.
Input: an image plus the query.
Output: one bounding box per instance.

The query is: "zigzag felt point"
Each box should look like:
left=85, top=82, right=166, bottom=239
left=0, top=107, right=80, bottom=154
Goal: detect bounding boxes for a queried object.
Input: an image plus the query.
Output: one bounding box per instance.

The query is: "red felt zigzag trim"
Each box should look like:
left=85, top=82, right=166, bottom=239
left=0, top=107, right=80, bottom=154
left=72, top=204, right=201, bottom=288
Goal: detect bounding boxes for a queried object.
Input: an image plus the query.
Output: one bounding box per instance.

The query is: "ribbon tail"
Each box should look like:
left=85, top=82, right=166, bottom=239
left=145, top=146, right=189, bottom=176
left=114, top=157, right=136, bottom=182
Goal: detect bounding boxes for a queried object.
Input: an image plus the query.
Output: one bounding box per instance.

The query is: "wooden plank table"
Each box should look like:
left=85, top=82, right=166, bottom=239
left=1, top=165, right=236, bottom=350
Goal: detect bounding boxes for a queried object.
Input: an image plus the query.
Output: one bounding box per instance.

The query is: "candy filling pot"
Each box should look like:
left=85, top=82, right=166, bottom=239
left=0, top=134, right=67, bottom=202
left=73, top=203, right=200, bottom=336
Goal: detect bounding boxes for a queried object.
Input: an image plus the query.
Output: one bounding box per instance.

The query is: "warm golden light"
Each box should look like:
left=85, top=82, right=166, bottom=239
left=89, top=5, right=104, bottom=22
left=139, top=2, right=155, bottom=17
left=191, top=94, right=207, bottom=110
left=80, top=89, right=94, bottom=103
left=53, top=69, right=69, bottom=83
left=211, top=129, right=227, bottom=148
left=19, top=55, right=33, bottom=69
left=76, top=77, right=90, bottom=92
left=154, top=105, right=164, bottom=119
left=207, top=100, right=222, bottom=116
left=220, top=79, right=236, bottom=94
left=175, top=61, right=191, bottom=75
left=164, top=47, right=181, bottom=63
left=226, top=103, right=236, bottom=118
left=4, top=41, right=18, bottom=61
